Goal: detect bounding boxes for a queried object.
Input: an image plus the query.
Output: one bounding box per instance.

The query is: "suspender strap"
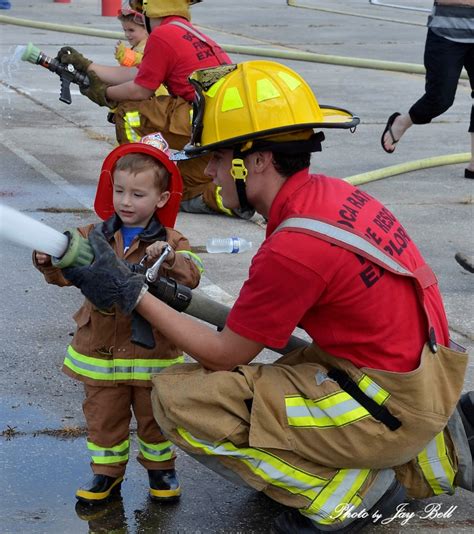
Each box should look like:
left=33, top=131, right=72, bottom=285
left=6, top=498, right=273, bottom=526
left=327, top=369, right=402, bottom=431
left=273, top=216, right=438, bottom=352
left=169, top=21, right=227, bottom=65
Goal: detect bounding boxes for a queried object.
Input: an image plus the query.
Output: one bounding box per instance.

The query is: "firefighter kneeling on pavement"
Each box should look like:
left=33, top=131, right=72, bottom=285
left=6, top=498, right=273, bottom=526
left=62, top=60, right=474, bottom=532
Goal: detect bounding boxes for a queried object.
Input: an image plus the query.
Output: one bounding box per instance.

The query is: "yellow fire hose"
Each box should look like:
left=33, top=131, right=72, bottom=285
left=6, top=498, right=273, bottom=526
left=0, top=13, right=471, bottom=185
left=286, top=0, right=427, bottom=26
left=345, top=153, right=471, bottom=185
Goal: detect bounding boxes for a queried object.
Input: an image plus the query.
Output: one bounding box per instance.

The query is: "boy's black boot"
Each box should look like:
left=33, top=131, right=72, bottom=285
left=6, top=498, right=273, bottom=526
left=272, top=478, right=406, bottom=533
left=76, top=474, right=123, bottom=504
left=148, top=469, right=181, bottom=501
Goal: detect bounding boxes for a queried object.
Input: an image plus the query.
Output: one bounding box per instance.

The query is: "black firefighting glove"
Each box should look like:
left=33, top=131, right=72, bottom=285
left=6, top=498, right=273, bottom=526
left=57, top=46, right=92, bottom=73
left=79, top=71, right=117, bottom=108
left=63, top=227, right=147, bottom=314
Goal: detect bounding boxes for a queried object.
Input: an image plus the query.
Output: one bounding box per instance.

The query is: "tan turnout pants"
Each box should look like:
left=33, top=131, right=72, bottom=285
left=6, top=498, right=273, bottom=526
left=115, top=95, right=224, bottom=213
left=151, top=343, right=470, bottom=529
left=84, top=384, right=175, bottom=478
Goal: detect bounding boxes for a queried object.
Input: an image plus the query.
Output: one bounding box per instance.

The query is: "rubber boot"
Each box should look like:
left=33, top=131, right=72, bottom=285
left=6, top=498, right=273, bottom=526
left=458, top=391, right=474, bottom=458
left=271, top=478, right=406, bottom=533
left=76, top=474, right=123, bottom=504
left=148, top=469, right=181, bottom=501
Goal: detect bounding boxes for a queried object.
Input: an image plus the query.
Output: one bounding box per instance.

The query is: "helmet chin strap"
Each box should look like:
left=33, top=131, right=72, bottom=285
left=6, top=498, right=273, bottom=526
left=229, top=133, right=325, bottom=212
left=231, top=151, right=254, bottom=212
left=145, top=16, right=153, bottom=34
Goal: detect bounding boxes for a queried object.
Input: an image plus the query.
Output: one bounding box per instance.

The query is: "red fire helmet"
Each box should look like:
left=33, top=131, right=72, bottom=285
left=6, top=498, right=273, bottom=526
left=94, top=134, right=183, bottom=228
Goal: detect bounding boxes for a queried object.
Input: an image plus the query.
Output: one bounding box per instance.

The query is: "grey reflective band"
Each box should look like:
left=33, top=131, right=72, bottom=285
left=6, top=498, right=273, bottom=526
left=169, top=21, right=227, bottom=65
left=274, top=217, right=412, bottom=276
left=169, top=20, right=209, bottom=43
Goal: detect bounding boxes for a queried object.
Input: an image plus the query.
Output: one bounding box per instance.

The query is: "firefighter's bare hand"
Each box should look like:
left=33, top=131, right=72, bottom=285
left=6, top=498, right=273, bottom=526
left=35, top=251, right=52, bottom=266
left=146, top=242, right=176, bottom=269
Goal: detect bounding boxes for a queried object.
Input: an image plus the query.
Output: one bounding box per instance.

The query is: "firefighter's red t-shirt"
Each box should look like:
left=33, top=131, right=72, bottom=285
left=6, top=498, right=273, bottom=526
left=227, top=169, right=449, bottom=372
left=135, top=16, right=231, bottom=101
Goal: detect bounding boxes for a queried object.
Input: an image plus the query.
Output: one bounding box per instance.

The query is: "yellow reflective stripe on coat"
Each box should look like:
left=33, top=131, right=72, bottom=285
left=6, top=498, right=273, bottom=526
left=176, top=250, right=204, bottom=273
left=286, top=374, right=390, bottom=428
left=357, top=374, right=390, bottom=405
left=88, top=439, right=129, bottom=464
left=123, top=111, right=141, bottom=142
left=303, top=469, right=368, bottom=525
left=177, top=427, right=369, bottom=526
left=215, top=186, right=233, bottom=216
left=65, top=345, right=184, bottom=381
left=138, top=437, right=174, bottom=462
left=286, top=392, right=369, bottom=428
left=417, top=431, right=456, bottom=495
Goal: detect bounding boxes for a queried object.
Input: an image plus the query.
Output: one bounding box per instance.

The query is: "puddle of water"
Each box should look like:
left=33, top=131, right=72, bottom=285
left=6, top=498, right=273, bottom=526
left=0, top=395, right=61, bottom=432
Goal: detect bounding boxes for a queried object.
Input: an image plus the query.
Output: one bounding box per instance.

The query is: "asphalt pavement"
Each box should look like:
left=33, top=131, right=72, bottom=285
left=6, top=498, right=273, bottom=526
left=0, top=1, right=473, bottom=533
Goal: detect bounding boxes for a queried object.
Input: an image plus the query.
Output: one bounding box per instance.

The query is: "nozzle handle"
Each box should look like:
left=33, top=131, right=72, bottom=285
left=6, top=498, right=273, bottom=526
left=59, top=77, right=72, bottom=105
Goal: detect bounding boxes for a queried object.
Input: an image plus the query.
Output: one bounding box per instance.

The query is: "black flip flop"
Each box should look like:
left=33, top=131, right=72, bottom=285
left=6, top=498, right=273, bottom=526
left=381, top=112, right=401, bottom=154
left=455, top=252, right=474, bottom=273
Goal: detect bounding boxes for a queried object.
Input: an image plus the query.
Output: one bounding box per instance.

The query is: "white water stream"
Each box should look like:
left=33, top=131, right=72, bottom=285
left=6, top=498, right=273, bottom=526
left=0, top=203, right=68, bottom=257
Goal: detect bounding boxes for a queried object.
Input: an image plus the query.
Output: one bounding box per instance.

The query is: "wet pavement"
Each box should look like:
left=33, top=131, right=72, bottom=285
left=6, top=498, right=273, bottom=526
left=2, top=398, right=474, bottom=534
left=1, top=0, right=473, bottom=532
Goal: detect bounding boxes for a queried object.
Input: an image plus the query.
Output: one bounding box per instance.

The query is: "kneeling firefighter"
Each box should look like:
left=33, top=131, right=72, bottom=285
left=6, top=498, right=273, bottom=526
left=55, top=0, right=244, bottom=217
left=61, top=60, right=473, bottom=532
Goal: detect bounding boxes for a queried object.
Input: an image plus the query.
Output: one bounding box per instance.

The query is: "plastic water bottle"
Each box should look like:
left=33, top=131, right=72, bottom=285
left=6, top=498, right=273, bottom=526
left=206, top=237, right=253, bottom=254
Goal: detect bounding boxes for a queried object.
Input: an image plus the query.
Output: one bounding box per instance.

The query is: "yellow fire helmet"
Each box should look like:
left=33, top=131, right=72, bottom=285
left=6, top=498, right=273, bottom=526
left=129, top=0, right=202, bottom=20
left=183, top=61, right=360, bottom=157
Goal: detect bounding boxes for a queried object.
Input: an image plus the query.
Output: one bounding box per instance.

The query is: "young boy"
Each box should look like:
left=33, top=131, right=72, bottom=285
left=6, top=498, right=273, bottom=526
left=33, top=134, right=202, bottom=505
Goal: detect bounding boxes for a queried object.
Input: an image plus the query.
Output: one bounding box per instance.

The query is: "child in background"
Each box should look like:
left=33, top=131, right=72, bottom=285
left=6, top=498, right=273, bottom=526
left=109, top=8, right=167, bottom=123
left=33, top=133, right=202, bottom=505
left=115, top=7, right=148, bottom=68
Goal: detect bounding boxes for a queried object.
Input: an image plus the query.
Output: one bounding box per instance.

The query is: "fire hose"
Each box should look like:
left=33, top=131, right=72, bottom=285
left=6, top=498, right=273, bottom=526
left=0, top=205, right=309, bottom=356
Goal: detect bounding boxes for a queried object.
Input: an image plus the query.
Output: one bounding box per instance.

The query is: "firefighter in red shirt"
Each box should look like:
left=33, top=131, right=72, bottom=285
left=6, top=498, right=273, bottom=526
left=56, top=0, right=239, bottom=217
left=62, top=60, right=473, bottom=533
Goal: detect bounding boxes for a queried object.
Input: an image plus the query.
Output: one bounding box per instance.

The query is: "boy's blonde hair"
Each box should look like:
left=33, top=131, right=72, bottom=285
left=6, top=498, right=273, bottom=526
left=115, top=153, right=170, bottom=191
